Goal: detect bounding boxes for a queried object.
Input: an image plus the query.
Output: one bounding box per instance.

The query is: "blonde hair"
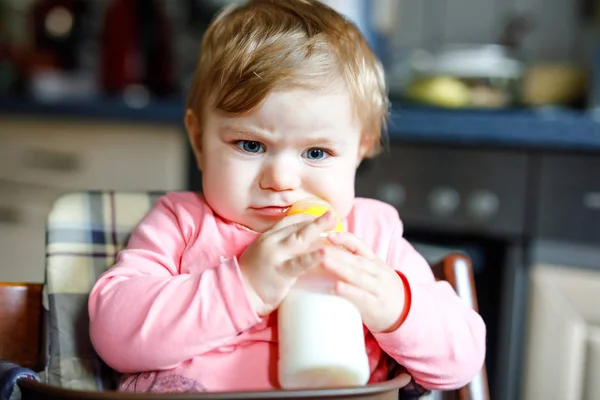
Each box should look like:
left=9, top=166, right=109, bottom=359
left=186, top=0, right=388, bottom=157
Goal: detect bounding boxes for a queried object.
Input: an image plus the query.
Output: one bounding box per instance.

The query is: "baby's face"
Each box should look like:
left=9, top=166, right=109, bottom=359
left=197, top=88, right=365, bottom=232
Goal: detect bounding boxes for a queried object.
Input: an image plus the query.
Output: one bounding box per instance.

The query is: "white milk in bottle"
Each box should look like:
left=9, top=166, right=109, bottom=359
left=278, top=197, right=370, bottom=389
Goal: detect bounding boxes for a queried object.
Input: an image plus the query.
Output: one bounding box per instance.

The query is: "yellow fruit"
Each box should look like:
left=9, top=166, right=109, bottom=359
left=287, top=197, right=344, bottom=232
left=407, top=76, right=470, bottom=108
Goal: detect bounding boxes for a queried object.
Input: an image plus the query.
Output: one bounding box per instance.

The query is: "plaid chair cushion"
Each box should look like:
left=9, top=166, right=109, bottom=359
left=43, top=191, right=165, bottom=390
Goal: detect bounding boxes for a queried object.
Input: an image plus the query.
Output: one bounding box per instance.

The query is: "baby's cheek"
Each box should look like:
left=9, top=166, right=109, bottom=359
left=329, top=190, right=356, bottom=220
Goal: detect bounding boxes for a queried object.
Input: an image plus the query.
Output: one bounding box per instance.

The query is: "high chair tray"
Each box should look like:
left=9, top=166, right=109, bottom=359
left=17, top=374, right=411, bottom=400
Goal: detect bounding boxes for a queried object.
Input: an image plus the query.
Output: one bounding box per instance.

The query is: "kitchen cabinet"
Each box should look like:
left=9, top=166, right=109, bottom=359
left=0, top=118, right=187, bottom=190
left=524, top=154, right=600, bottom=398
left=536, top=154, right=600, bottom=245
left=0, top=117, right=188, bottom=283
left=522, top=264, right=600, bottom=400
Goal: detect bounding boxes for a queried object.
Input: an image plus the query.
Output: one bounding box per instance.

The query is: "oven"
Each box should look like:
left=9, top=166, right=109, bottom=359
left=355, top=143, right=531, bottom=400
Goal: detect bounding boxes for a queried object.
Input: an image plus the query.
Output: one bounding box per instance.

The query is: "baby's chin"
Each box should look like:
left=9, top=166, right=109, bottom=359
left=223, top=215, right=275, bottom=234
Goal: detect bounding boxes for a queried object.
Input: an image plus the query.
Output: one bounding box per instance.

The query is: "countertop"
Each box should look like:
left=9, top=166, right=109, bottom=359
left=387, top=106, right=600, bottom=151
left=2, top=96, right=600, bottom=152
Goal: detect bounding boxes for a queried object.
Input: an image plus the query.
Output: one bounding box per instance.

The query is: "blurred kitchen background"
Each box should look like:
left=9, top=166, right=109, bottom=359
left=1, top=0, right=600, bottom=399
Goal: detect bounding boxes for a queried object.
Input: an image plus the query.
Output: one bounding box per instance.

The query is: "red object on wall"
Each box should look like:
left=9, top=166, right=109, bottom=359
left=100, top=0, right=173, bottom=97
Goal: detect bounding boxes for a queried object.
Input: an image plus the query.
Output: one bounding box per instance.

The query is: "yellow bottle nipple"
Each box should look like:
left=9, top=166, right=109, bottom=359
left=287, top=197, right=344, bottom=233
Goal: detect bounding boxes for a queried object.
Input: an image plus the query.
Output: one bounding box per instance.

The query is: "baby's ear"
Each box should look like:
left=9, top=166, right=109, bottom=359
left=356, top=136, right=373, bottom=166
left=185, top=109, right=204, bottom=171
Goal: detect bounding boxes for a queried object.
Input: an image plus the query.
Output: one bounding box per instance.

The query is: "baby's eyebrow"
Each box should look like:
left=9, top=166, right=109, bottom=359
left=221, top=125, right=256, bottom=134
left=296, top=136, right=339, bottom=146
left=220, top=126, right=268, bottom=138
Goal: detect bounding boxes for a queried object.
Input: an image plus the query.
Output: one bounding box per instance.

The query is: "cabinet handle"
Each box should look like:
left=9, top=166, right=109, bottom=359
left=21, top=148, right=81, bottom=172
left=0, top=206, right=21, bottom=224
left=582, top=192, right=600, bottom=210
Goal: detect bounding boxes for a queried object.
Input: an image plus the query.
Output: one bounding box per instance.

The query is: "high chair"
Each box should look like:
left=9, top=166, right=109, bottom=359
left=0, top=192, right=489, bottom=400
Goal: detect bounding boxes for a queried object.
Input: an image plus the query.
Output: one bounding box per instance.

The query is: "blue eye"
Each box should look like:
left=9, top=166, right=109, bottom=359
left=236, top=140, right=264, bottom=153
left=303, top=148, right=328, bottom=161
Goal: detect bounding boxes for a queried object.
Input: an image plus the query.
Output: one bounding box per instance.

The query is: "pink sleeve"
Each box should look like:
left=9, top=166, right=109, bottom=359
left=372, top=220, right=486, bottom=390
left=88, top=196, right=261, bottom=373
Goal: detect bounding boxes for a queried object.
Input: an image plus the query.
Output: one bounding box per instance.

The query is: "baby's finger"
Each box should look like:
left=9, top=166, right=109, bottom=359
left=334, top=281, right=375, bottom=310
left=322, top=248, right=379, bottom=294
left=280, top=249, right=323, bottom=277
left=264, top=215, right=316, bottom=245
left=327, top=232, right=376, bottom=259
left=281, top=211, right=336, bottom=251
left=269, top=213, right=316, bottom=233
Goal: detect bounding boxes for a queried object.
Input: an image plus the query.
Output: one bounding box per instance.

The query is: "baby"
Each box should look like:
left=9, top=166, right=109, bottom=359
left=88, top=0, right=486, bottom=394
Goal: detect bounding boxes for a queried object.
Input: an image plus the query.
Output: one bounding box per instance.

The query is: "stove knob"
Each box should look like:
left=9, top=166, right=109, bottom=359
left=429, top=186, right=460, bottom=216
left=376, top=183, right=406, bottom=208
left=467, top=190, right=499, bottom=219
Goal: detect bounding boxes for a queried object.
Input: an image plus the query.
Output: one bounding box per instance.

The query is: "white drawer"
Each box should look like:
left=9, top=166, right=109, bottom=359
left=0, top=181, right=63, bottom=283
left=0, top=117, right=188, bottom=191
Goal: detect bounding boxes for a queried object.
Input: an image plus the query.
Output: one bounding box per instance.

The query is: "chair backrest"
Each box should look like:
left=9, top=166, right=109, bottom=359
left=431, top=254, right=490, bottom=400
left=43, top=191, right=164, bottom=390
left=0, top=283, right=43, bottom=371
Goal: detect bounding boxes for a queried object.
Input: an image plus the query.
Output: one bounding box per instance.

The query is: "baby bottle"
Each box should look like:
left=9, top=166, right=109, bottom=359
left=278, top=197, right=370, bottom=389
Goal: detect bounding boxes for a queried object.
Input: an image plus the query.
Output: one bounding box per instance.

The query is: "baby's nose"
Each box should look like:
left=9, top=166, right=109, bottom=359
left=259, top=159, right=301, bottom=191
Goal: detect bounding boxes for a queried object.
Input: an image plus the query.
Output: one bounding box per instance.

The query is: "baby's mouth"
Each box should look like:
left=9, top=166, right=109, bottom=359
left=251, top=206, right=291, bottom=217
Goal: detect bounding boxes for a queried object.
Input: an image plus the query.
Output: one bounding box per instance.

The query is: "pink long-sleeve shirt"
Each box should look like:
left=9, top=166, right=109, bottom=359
left=88, top=192, right=485, bottom=393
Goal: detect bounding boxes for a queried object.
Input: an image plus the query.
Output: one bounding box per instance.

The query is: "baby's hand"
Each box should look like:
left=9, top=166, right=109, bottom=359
left=324, top=232, right=407, bottom=333
left=239, top=211, right=337, bottom=316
